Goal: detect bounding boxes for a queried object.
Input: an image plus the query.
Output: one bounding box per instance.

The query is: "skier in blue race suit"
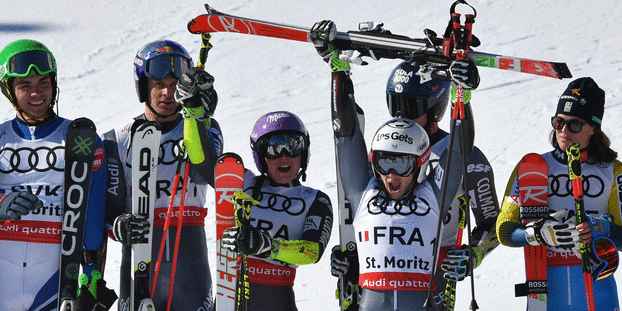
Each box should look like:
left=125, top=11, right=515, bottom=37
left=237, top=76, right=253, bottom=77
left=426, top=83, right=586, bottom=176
left=0, top=39, right=112, bottom=310
left=104, top=39, right=223, bottom=311
left=497, top=77, right=622, bottom=310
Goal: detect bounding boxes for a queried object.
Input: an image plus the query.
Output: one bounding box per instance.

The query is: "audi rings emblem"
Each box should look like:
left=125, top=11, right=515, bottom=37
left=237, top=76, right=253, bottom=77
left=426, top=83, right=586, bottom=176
left=252, top=190, right=306, bottom=216
left=0, top=146, right=65, bottom=173
left=368, top=193, right=431, bottom=216
left=549, top=174, right=604, bottom=198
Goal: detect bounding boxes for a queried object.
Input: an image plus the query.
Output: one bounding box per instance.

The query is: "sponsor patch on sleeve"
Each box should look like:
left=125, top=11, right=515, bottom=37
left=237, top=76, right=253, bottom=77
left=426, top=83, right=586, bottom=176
left=304, top=215, right=321, bottom=231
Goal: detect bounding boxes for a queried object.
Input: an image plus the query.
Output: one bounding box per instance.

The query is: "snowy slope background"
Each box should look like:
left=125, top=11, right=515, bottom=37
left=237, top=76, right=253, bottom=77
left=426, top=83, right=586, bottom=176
left=2, top=0, right=622, bottom=309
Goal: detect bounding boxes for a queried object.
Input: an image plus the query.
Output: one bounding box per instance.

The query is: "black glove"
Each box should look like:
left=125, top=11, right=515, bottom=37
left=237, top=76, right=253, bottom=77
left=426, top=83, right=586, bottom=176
left=440, top=247, right=472, bottom=282
left=112, top=213, right=150, bottom=245
left=310, top=20, right=337, bottom=60
left=222, top=225, right=273, bottom=257
left=77, top=271, right=118, bottom=311
left=330, top=245, right=351, bottom=277
left=175, top=68, right=218, bottom=115
left=0, top=191, right=42, bottom=220
left=449, top=59, right=480, bottom=90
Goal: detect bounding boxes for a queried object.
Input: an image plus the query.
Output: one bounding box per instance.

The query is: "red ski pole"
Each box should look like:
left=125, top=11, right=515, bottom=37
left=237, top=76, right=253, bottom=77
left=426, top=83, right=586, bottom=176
left=566, top=144, right=596, bottom=311
left=150, top=156, right=184, bottom=297
left=166, top=159, right=191, bottom=311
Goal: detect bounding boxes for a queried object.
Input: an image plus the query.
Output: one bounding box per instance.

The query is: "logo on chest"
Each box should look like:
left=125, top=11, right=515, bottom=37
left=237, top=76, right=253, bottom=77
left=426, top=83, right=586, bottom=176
left=367, top=194, right=431, bottom=216
left=253, top=190, right=307, bottom=216
left=0, top=146, right=64, bottom=173
left=549, top=173, right=604, bottom=197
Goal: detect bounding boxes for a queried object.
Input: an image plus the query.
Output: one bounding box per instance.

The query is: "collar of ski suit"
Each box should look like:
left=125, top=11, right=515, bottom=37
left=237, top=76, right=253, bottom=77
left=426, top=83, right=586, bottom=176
left=428, top=128, right=448, bottom=145
left=11, top=114, right=63, bottom=140
left=135, top=113, right=182, bottom=134
left=263, top=176, right=301, bottom=187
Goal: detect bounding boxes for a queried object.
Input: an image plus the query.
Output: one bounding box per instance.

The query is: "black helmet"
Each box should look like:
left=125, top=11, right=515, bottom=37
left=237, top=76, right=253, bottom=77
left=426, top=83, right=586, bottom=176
left=386, top=60, right=451, bottom=122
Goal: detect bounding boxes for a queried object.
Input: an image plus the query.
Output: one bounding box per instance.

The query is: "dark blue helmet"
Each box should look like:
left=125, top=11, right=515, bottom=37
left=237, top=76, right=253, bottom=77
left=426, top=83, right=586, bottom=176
left=133, top=40, right=192, bottom=102
left=386, top=60, right=450, bottom=122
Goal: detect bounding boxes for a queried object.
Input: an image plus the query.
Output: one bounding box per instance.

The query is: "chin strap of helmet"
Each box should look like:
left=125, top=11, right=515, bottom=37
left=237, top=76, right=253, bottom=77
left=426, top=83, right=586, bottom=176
left=297, top=170, right=307, bottom=182
left=145, top=99, right=181, bottom=120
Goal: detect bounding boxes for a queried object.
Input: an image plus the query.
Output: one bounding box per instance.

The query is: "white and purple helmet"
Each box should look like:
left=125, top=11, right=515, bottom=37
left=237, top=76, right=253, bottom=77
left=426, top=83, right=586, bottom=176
left=250, top=111, right=310, bottom=177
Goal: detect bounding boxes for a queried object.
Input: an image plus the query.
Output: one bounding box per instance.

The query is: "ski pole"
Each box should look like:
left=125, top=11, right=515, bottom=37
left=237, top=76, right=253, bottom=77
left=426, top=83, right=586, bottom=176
left=566, top=144, right=596, bottom=311
left=449, top=2, right=480, bottom=309
left=196, top=33, right=213, bottom=70
left=441, top=195, right=468, bottom=309
left=425, top=1, right=478, bottom=309
left=150, top=154, right=184, bottom=297
left=166, top=158, right=191, bottom=311
left=232, top=192, right=255, bottom=311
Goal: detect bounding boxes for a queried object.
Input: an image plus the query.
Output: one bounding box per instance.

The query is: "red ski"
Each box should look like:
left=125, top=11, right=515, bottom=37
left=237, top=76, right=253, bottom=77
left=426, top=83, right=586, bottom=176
left=515, top=153, right=549, bottom=310
left=187, top=4, right=572, bottom=79
left=215, top=153, right=245, bottom=311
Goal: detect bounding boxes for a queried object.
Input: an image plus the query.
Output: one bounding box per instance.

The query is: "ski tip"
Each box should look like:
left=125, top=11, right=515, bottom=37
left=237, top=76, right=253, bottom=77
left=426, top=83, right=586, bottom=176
left=133, top=120, right=161, bottom=134
left=71, top=117, right=96, bottom=131
left=204, top=3, right=218, bottom=14
left=217, top=152, right=244, bottom=164
left=553, top=62, right=573, bottom=79
left=187, top=16, right=201, bottom=34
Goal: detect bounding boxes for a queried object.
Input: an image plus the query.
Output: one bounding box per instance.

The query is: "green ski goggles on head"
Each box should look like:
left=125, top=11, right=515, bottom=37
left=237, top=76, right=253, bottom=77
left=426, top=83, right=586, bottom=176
left=2, top=50, right=56, bottom=78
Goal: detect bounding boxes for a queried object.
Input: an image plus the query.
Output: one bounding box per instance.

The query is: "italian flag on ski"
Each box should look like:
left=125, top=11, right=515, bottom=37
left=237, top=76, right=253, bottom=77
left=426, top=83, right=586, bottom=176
left=130, top=121, right=161, bottom=311
left=58, top=118, right=98, bottom=310
left=214, top=153, right=245, bottom=311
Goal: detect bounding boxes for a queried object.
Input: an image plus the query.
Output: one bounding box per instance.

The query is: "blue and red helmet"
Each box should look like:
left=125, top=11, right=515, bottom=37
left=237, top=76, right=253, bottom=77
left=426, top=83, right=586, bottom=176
left=386, top=60, right=451, bottom=122
left=250, top=111, right=310, bottom=178
left=133, top=40, right=192, bottom=102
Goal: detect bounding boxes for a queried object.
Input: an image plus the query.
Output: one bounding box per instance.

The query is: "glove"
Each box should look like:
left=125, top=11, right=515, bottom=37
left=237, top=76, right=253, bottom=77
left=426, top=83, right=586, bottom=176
left=221, top=226, right=273, bottom=257
left=330, top=245, right=351, bottom=277
left=449, top=59, right=480, bottom=90
left=112, top=213, right=150, bottom=245
left=310, top=20, right=338, bottom=60
left=525, top=209, right=579, bottom=248
left=175, top=68, right=218, bottom=116
left=0, top=191, right=42, bottom=220
left=77, top=270, right=118, bottom=310
left=440, top=245, right=485, bottom=282
left=310, top=20, right=352, bottom=72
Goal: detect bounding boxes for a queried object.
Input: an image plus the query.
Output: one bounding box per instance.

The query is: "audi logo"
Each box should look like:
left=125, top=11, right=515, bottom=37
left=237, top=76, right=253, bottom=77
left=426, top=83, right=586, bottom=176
left=549, top=174, right=604, bottom=198
left=0, top=146, right=64, bottom=173
left=250, top=189, right=306, bottom=216
left=367, top=193, right=431, bottom=216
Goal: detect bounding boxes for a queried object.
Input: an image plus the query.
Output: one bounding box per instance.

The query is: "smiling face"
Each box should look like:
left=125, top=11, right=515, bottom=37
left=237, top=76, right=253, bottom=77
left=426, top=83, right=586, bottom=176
left=379, top=171, right=415, bottom=200
left=265, top=155, right=302, bottom=185
left=554, top=114, right=594, bottom=151
left=146, top=76, right=178, bottom=122
left=12, top=74, right=53, bottom=122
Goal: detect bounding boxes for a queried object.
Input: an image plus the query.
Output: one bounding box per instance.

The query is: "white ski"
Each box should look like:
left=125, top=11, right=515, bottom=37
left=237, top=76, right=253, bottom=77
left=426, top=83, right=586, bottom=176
left=130, top=121, right=161, bottom=311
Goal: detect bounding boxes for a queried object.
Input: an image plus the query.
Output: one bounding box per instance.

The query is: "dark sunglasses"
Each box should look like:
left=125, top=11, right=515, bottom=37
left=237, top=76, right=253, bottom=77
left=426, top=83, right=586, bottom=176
left=551, top=116, right=586, bottom=134
left=373, top=151, right=418, bottom=176
left=259, top=133, right=305, bottom=159
left=145, top=54, right=191, bottom=80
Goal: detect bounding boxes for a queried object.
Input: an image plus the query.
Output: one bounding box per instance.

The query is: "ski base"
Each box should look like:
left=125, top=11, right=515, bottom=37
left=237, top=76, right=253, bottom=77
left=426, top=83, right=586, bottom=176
left=215, top=153, right=245, bottom=311
left=516, top=153, right=549, bottom=311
